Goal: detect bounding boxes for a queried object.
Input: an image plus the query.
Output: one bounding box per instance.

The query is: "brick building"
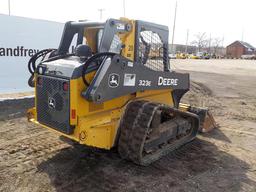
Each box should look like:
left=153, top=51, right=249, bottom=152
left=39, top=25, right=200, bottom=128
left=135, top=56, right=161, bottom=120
left=226, top=41, right=255, bottom=58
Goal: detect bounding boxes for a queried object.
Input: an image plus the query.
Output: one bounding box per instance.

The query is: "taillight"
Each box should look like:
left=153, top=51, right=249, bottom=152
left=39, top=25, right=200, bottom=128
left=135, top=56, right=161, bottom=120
left=37, top=77, right=42, bottom=86
left=71, top=109, right=76, bottom=119
left=63, top=82, right=69, bottom=91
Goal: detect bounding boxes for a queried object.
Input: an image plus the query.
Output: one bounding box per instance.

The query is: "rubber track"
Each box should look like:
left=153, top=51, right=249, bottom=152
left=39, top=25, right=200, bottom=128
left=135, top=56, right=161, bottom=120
left=118, top=100, right=199, bottom=166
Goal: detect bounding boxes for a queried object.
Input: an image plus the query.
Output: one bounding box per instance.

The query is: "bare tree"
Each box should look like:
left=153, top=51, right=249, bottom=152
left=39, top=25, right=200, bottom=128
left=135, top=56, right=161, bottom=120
left=212, top=38, right=222, bottom=55
left=191, top=32, right=208, bottom=52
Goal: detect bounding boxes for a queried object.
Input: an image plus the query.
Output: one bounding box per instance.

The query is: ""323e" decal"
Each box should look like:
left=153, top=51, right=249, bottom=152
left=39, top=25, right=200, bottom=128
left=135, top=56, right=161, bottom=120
left=138, top=80, right=151, bottom=87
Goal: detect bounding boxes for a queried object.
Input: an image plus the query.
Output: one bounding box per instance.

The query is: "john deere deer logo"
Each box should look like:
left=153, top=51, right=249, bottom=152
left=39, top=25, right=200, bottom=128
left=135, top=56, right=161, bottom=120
left=108, top=73, right=119, bottom=88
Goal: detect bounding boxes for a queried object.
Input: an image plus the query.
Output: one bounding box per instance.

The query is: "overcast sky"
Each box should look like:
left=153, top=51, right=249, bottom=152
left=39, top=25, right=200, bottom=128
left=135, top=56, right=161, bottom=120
left=0, top=0, right=255, bottom=47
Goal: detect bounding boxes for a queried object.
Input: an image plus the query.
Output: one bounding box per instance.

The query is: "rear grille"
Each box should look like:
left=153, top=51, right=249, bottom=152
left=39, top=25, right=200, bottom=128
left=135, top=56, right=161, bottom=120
left=36, top=75, right=73, bottom=134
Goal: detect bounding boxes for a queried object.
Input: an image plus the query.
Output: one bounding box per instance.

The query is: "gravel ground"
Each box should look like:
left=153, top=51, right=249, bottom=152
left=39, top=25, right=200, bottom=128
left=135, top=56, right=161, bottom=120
left=0, top=59, right=256, bottom=192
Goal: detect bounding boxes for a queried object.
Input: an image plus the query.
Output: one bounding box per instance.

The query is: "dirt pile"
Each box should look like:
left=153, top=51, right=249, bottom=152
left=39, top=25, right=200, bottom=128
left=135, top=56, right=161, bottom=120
left=0, top=97, right=34, bottom=120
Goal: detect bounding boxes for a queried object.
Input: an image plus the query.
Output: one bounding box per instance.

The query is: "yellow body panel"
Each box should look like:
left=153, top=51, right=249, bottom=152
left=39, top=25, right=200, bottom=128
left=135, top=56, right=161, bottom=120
left=69, top=75, right=174, bottom=149
left=119, top=18, right=136, bottom=60
left=84, top=28, right=98, bottom=53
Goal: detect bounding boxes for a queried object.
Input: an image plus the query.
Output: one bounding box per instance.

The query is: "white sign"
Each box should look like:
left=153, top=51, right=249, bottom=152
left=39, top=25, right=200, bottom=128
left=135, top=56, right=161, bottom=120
left=0, top=14, right=64, bottom=94
left=124, top=73, right=136, bottom=86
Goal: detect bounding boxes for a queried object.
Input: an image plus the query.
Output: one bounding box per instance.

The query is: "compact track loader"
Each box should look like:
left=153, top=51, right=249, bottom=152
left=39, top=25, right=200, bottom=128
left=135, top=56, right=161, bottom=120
left=27, top=18, right=216, bottom=165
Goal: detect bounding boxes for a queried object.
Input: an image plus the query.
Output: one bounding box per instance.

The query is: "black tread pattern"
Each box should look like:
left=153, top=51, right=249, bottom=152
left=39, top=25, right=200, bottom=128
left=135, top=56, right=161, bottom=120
left=118, top=100, right=199, bottom=166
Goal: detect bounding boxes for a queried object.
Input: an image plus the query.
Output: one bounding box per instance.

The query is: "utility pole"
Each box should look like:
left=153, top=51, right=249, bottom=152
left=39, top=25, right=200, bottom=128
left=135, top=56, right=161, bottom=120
left=208, top=33, right=211, bottom=54
left=171, top=1, right=177, bottom=54
left=8, top=0, right=11, bottom=16
left=123, top=0, right=126, bottom=17
left=98, top=8, right=105, bottom=20
left=185, top=29, right=189, bottom=54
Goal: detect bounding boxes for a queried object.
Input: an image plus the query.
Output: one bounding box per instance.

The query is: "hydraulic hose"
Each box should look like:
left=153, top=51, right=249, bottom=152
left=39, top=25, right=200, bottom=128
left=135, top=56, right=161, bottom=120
left=27, top=49, right=56, bottom=87
left=28, top=49, right=56, bottom=75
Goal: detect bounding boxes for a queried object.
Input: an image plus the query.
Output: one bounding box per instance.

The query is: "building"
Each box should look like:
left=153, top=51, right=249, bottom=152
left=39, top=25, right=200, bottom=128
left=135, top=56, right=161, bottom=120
left=226, top=41, right=255, bottom=58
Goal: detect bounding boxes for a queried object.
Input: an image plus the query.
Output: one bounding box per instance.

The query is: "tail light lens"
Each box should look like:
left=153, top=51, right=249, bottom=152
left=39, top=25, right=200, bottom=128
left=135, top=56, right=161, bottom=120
left=63, top=82, right=69, bottom=91
left=71, top=109, right=76, bottom=119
